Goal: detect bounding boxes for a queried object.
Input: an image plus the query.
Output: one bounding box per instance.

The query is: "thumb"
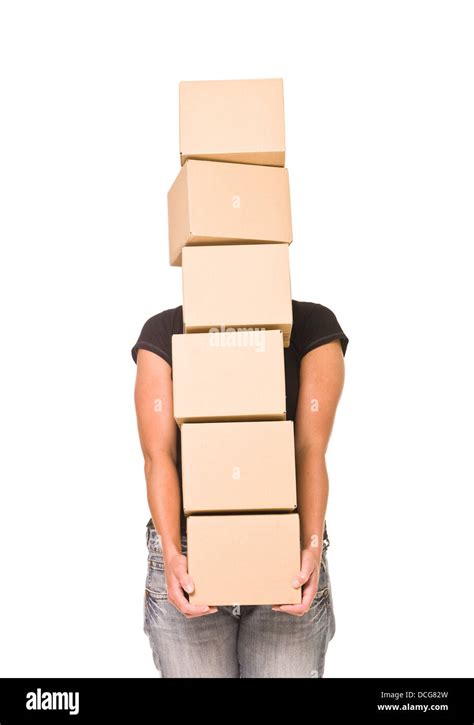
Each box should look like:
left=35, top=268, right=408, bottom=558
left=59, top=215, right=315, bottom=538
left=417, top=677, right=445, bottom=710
left=174, top=559, right=194, bottom=594
left=292, top=549, right=316, bottom=588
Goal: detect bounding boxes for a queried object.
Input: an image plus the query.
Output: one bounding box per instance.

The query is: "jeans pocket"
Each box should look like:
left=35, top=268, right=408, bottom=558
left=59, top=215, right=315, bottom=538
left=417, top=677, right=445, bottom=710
left=146, top=526, right=163, bottom=556
left=145, top=527, right=167, bottom=599
left=143, top=562, right=168, bottom=637
left=145, top=558, right=168, bottom=600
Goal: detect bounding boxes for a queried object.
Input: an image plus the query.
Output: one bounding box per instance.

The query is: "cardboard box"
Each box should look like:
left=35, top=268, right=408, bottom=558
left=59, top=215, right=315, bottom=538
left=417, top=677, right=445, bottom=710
left=188, top=513, right=301, bottom=606
left=181, top=421, right=297, bottom=514
left=167, top=159, right=292, bottom=266
left=182, top=244, right=293, bottom=346
left=171, top=329, right=286, bottom=425
left=179, top=78, right=285, bottom=167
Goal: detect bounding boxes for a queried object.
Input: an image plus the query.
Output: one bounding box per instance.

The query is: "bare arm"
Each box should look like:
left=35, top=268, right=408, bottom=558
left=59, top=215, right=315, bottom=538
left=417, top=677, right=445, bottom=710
left=134, top=349, right=217, bottom=617
left=273, top=340, right=345, bottom=615
left=134, top=349, right=181, bottom=547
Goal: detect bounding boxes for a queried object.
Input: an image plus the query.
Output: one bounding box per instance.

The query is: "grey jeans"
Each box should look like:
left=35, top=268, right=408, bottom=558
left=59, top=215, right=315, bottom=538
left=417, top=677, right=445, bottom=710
left=143, top=526, right=336, bottom=678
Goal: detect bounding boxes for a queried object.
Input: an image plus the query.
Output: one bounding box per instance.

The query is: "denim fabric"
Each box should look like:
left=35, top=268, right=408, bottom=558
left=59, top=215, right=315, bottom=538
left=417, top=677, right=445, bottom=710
left=143, top=527, right=336, bottom=678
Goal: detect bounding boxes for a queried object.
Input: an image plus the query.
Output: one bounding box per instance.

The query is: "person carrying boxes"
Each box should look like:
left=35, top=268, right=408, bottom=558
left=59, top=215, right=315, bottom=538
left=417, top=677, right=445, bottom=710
left=131, top=78, right=349, bottom=678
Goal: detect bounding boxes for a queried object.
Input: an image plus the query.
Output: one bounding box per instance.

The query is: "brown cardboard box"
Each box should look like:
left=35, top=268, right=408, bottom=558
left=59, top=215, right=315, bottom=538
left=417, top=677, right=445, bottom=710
left=182, top=244, right=293, bottom=346
left=179, top=78, right=285, bottom=167
left=171, top=329, right=286, bottom=425
left=181, top=421, right=297, bottom=514
left=188, top=513, right=301, bottom=606
left=167, top=159, right=292, bottom=266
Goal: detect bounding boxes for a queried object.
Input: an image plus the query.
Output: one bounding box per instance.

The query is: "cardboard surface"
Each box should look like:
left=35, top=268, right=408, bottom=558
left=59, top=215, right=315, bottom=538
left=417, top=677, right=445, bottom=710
left=167, top=159, right=292, bottom=266
left=182, top=244, right=293, bottom=346
left=179, top=78, right=285, bottom=167
left=171, top=329, right=286, bottom=425
left=181, top=421, right=297, bottom=514
left=188, top=513, right=301, bottom=606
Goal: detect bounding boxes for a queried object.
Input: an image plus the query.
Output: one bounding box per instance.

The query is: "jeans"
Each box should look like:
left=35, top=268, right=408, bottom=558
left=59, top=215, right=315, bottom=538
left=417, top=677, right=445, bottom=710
left=143, top=526, right=336, bottom=678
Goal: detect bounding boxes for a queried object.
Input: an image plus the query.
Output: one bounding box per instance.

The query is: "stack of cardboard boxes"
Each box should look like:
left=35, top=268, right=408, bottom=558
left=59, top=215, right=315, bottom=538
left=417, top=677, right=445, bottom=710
left=167, top=79, right=301, bottom=606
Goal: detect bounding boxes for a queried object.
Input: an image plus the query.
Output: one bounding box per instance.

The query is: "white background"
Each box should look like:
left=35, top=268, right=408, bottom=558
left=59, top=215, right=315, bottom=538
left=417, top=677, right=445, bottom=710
left=0, top=0, right=473, bottom=677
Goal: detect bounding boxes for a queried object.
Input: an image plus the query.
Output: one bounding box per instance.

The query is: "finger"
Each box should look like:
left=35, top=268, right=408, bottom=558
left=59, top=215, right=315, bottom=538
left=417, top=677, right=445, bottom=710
left=178, top=573, right=194, bottom=595
left=292, top=550, right=316, bottom=588
left=175, top=601, right=218, bottom=617
left=300, top=580, right=317, bottom=610
left=173, top=561, right=194, bottom=594
left=273, top=577, right=317, bottom=615
left=169, top=586, right=209, bottom=614
left=183, top=609, right=218, bottom=619
left=272, top=603, right=307, bottom=616
left=169, top=585, right=217, bottom=616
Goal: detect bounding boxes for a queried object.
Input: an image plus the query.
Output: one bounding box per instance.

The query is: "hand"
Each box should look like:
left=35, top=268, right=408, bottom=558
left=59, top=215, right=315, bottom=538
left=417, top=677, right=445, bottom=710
left=164, top=551, right=218, bottom=619
left=272, top=548, right=321, bottom=616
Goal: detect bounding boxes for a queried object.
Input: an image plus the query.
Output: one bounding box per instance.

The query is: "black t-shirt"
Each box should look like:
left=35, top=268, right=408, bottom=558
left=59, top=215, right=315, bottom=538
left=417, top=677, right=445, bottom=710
left=131, top=300, right=349, bottom=540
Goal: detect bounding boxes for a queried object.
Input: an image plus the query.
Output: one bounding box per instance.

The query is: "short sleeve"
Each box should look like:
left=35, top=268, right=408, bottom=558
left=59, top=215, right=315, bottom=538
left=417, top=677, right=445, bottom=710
left=300, top=303, right=349, bottom=358
left=131, top=311, right=173, bottom=366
